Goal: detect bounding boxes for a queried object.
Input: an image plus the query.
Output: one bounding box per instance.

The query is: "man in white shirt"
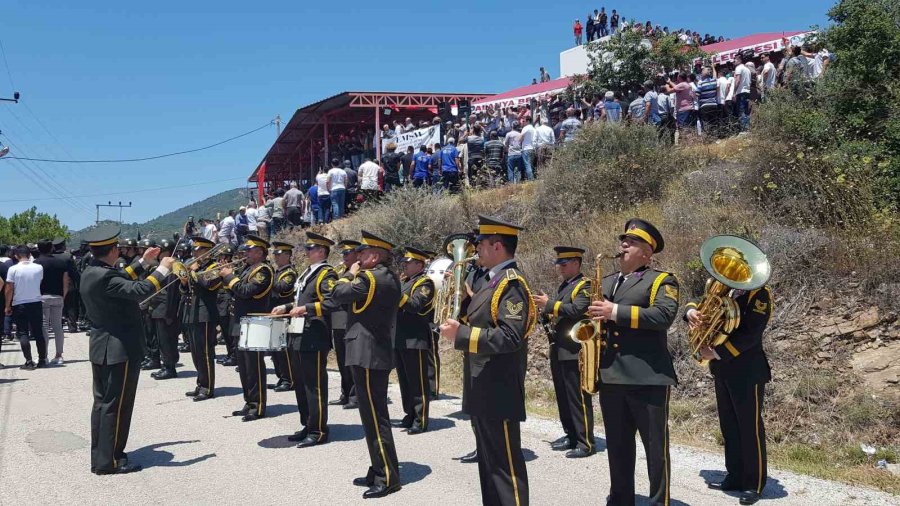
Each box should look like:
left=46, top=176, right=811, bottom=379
left=761, top=53, right=776, bottom=96
left=358, top=158, right=381, bottom=196
left=732, top=53, right=752, bottom=131
left=4, top=245, right=47, bottom=369
left=246, top=201, right=259, bottom=233
left=202, top=219, right=217, bottom=242
left=218, top=210, right=237, bottom=246
left=535, top=117, right=556, bottom=173
left=519, top=118, right=536, bottom=181
left=326, top=158, right=349, bottom=220
left=314, top=168, right=331, bottom=224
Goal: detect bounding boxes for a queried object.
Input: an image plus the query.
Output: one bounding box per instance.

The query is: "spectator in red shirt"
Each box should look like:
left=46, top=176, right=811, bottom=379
left=573, top=20, right=583, bottom=46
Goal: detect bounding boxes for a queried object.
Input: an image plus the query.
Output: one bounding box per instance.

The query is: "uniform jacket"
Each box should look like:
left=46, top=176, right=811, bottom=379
left=80, top=259, right=167, bottom=365
left=284, top=262, right=339, bottom=352
left=543, top=273, right=592, bottom=361
left=330, top=263, right=350, bottom=331
left=116, top=256, right=140, bottom=280
left=686, top=285, right=773, bottom=385
left=600, top=267, right=679, bottom=386
left=224, top=261, right=273, bottom=318
left=454, top=261, right=536, bottom=421
left=271, top=264, right=298, bottom=307
left=181, top=259, right=222, bottom=324
left=395, top=271, right=435, bottom=350
left=149, top=272, right=182, bottom=323
left=330, top=264, right=401, bottom=370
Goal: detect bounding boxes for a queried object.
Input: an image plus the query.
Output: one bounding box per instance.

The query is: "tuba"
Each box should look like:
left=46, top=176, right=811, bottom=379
left=433, top=233, right=477, bottom=325
left=688, top=235, right=771, bottom=366
left=568, top=253, right=617, bottom=394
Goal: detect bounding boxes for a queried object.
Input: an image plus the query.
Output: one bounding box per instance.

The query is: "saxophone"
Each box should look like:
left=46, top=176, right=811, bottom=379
left=568, top=253, right=619, bottom=394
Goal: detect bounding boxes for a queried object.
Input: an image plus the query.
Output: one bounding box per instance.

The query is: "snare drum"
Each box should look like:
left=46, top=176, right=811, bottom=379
left=238, top=316, right=288, bottom=351
left=287, top=317, right=305, bottom=335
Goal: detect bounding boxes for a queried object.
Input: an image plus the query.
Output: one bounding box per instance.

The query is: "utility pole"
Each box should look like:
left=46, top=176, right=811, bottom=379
left=95, top=201, right=132, bottom=225
left=275, top=114, right=281, bottom=136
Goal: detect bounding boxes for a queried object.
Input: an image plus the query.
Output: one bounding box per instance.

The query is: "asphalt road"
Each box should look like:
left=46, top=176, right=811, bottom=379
left=0, top=333, right=895, bottom=505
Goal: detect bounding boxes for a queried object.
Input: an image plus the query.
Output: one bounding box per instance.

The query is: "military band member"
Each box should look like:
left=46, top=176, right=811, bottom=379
left=270, top=241, right=298, bottom=392
left=421, top=249, right=441, bottom=400
left=440, top=216, right=536, bottom=506
left=394, top=247, right=436, bottom=434
left=457, top=243, right=490, bottom=465
left=220, top=235, right=274, bottom=422
left=532, top=246, right=596, bottom=458
left=688, top=282, right=773, bottom=505
left=272, top=233, right=339, bottom=448
left=80, top=224, right=174, bottom=474
left=329, top=239, right=361, bottom=409
left=138, top=238, right=163, bottom=371
left=179, top=237, right=222, bottom=402
left=587, top=219, right=679, bottom=506
left=115, top=237, right=138, bottom=273
left=329, top=231, right=402, bottom=499
left=215, top=245, right=238, bottom=366
left=149, top=239, right=182, bottom=380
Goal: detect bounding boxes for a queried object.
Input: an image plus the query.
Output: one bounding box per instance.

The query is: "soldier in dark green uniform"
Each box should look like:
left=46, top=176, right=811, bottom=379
left=394, top=246, right=436, bottom=435
left=532, top=246, right=596, bottom=458
left=330, top=231, right=402, bottom=499
left=439, top=216, right=536, bottom=506
left=220, top=235, right=274, bottom=422
left=329, top=239, right=361, bottom=409
left=179, top=236, right=222, bottom=402
left=80, top=224, right=174, bottom=475
left=148, top=239, right=182, bottom=380
left=272, top=233, right=339, bottom=448
left=269, top=241, right=298, bottom=393
left=587, top=219, right=679, bottom=506
left=214, top=245, right=238, bottom=366
left=688, top=279, right=773, bottom=505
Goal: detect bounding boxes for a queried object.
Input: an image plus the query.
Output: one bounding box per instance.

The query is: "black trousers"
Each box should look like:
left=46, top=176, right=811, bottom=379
left=715, top=376, right=768, bottom=494
left=143, top=312, right=158, bottom=361
left=427, top=330, right=441, bottom=397
left=289, top=348, right=329, bottom=438
left=272, top=349, right=294, bottom=387
left=332, top=329, right=356, bottom=402
left=91, top=359, right=140, bottom=472
left=394, top=348, right=430, bottom=429
left=237, top=350, right=266, bottom=416
left=220, top=316, right=236, bottom=358
left=188, top=322, right=217, bottom=393
left=351, top=366, right=399, bottom=488
left=550, top=353, right=595, bottom=452
left=63, top=290, right=79, bottom=329
left=154, top=318, right=180, bottom=370
left=13, top=302, right=46, bottom=362
left=472, top=416, right=529, bottom=506
left=599, top=383, right=671, bottom=506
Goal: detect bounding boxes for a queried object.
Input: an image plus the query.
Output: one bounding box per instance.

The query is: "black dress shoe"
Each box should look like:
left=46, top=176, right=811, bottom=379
left=215, top=356, right=226, bottom=364
left=707, top=479, right=741, bottom=492
left=363, top=484, right=402, bottom=499
left=232, top=405, right=251, bottom=416
left=459, top=449, right=479, bottom=463
left=266, top=383, right=278, bottom=390
left=296, top=434, right=327, bottom=448
left=242, top=413, right=264, bottom=422
left=353, top=477, right=373, bottom=487
left=343, top=401, right=359, bottom=410
left=36, top=359, right=48, bottom=368
left=739, top=491, right=761, bottom=505
left=193, top=391, right=214, bottom=402
left=221, top=356, right=238, bottom=366
left=565, top=447, right=595, bottom=459
left=273, top=383, right=293, bottom=392
left=94, top=463, right=143, bottom=475
left=551, top=439, right=575, bottom=451
left=407, top=424, right=426, bottom=435
left=141, top=361, right=161, bottom=371
left=393, top=416, right=414, bottom=429
left=287, top=428, right=309, bottom=442
left=329, top=395, right=348, bottom=406
left=185, top=389, right=199, bottom=397
left=152, top=369, right=178, bottom=380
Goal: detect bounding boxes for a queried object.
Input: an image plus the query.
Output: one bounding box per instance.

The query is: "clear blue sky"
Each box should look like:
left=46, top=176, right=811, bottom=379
left=0, top=1, right=829, bottom=231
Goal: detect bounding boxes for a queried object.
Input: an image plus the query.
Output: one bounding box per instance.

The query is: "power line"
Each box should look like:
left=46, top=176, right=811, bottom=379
left=0, top=176, right=246, bottom=202
left=0, top=37, right=14, bottom=90
left=1, top=120, right=274, bottom=163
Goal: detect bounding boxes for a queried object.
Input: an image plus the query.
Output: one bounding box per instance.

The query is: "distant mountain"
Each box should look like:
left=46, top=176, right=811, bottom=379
left=69, top=188, right=250, bottom=246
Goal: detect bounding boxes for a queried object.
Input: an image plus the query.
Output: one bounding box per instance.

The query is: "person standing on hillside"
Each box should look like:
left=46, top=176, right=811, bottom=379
left=315, top=168, right=332, bottom=224
left=255, top=198, right=271, bottom=241
left=246, top=201, right=259, bottom=237
left=270, top=189, right=286, bottom=234
left=218, top=210, right=237, bottom=247
left=284, top=182, right=304, bottom=230
left=327, top=159, right=348, bottom=220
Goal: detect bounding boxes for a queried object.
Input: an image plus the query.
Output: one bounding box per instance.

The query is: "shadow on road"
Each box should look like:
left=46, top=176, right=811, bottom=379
left=522, top=448, right=538, bottom=462
left=699, top=469, right=789, bottom=500
left=425, top=417, right=456, bottom=432
left=636, top=495, right=690, bottom=505
left=258, top=423, right=366, bottom=449
left=131, top=440, right=216, bottom=469
left=398, top=461, right=432, bottom=485
left=443, top=410, right=470, bottom=421
left=263, top=403, right=296, bottom=419
left=0, top=378, right=27, bottom=385
left=212, top=386, right=243, bottom=398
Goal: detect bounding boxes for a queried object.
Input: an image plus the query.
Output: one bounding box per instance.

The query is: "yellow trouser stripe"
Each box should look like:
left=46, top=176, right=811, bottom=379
left=664, top=386, right=671, bottom=506
left=432, top=337, right=440, bottom=395
left=112, top=361, right=129, bottom=468
left=503, top=420, right=521, bottom=506
left=285, top=350, right=293, bottom=384
left=317, top=351, right=324, bottom=438
left=205, top=323, right=212, bottom=391
left=418, top=350, right=427, bottom=428
left=256, top=352, right=263, bottom=416
left=755, top=384, right=763, bottom=493
left=468, top=327, right=481, bottom=354
left=366, top=369, right=390, bottom=487
left=578, top=367, right=592, bottom=452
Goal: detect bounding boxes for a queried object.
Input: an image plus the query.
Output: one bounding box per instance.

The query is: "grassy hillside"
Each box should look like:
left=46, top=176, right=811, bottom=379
left=69, top=188, right=250, bottom=246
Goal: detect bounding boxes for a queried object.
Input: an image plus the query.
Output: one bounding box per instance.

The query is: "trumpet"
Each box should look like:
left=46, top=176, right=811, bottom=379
left=195, top=257, right=246, bottom=281
left=138, top=241, right=228, bottom=306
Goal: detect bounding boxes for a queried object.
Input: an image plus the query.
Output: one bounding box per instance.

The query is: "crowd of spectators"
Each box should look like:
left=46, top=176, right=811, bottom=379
left=573, top=7, right=726, bottom=47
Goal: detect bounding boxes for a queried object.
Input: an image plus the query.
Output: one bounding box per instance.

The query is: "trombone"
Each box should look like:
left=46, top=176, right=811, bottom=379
left=138, top=241, right=228, bottom=306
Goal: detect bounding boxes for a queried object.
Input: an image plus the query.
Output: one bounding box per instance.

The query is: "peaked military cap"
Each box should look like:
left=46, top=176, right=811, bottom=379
left=422, top=249, right=439, bottom=260
left=244, top=234, right=270, bottom=250
left=554, top=246, right=585, bottom=264
left=475, top=215, right=524, bottom=241
left=84, top=224, right=122, bottom=247
left=619, top=218, right=664, bottom=253
left=191, top=236, right=216, bottom=250
left=118, top=237, right=137, bottom=248
left=272, top=241, right=294, bottom=254
left=52, top=237, right=66, bottom=247
left=337, top=239, right=362, bottom=253
left=359, top=230, right=394, bottom=251
left=401, top=246, right=429, bottom=263
left=304, top=232, right=334, bottom=249
left=236, top=244, right=249, bottom=254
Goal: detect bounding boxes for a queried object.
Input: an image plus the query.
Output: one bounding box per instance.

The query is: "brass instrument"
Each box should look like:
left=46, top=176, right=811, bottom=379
left=433, top=233, right=477, bottom=325
left=138, top=241, right=228, bottom=306
left=195, top=257, right=246, bottom=281
left=688, top=235, right=770, bottom=366
left=568, top=253, right=618, bottom=395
